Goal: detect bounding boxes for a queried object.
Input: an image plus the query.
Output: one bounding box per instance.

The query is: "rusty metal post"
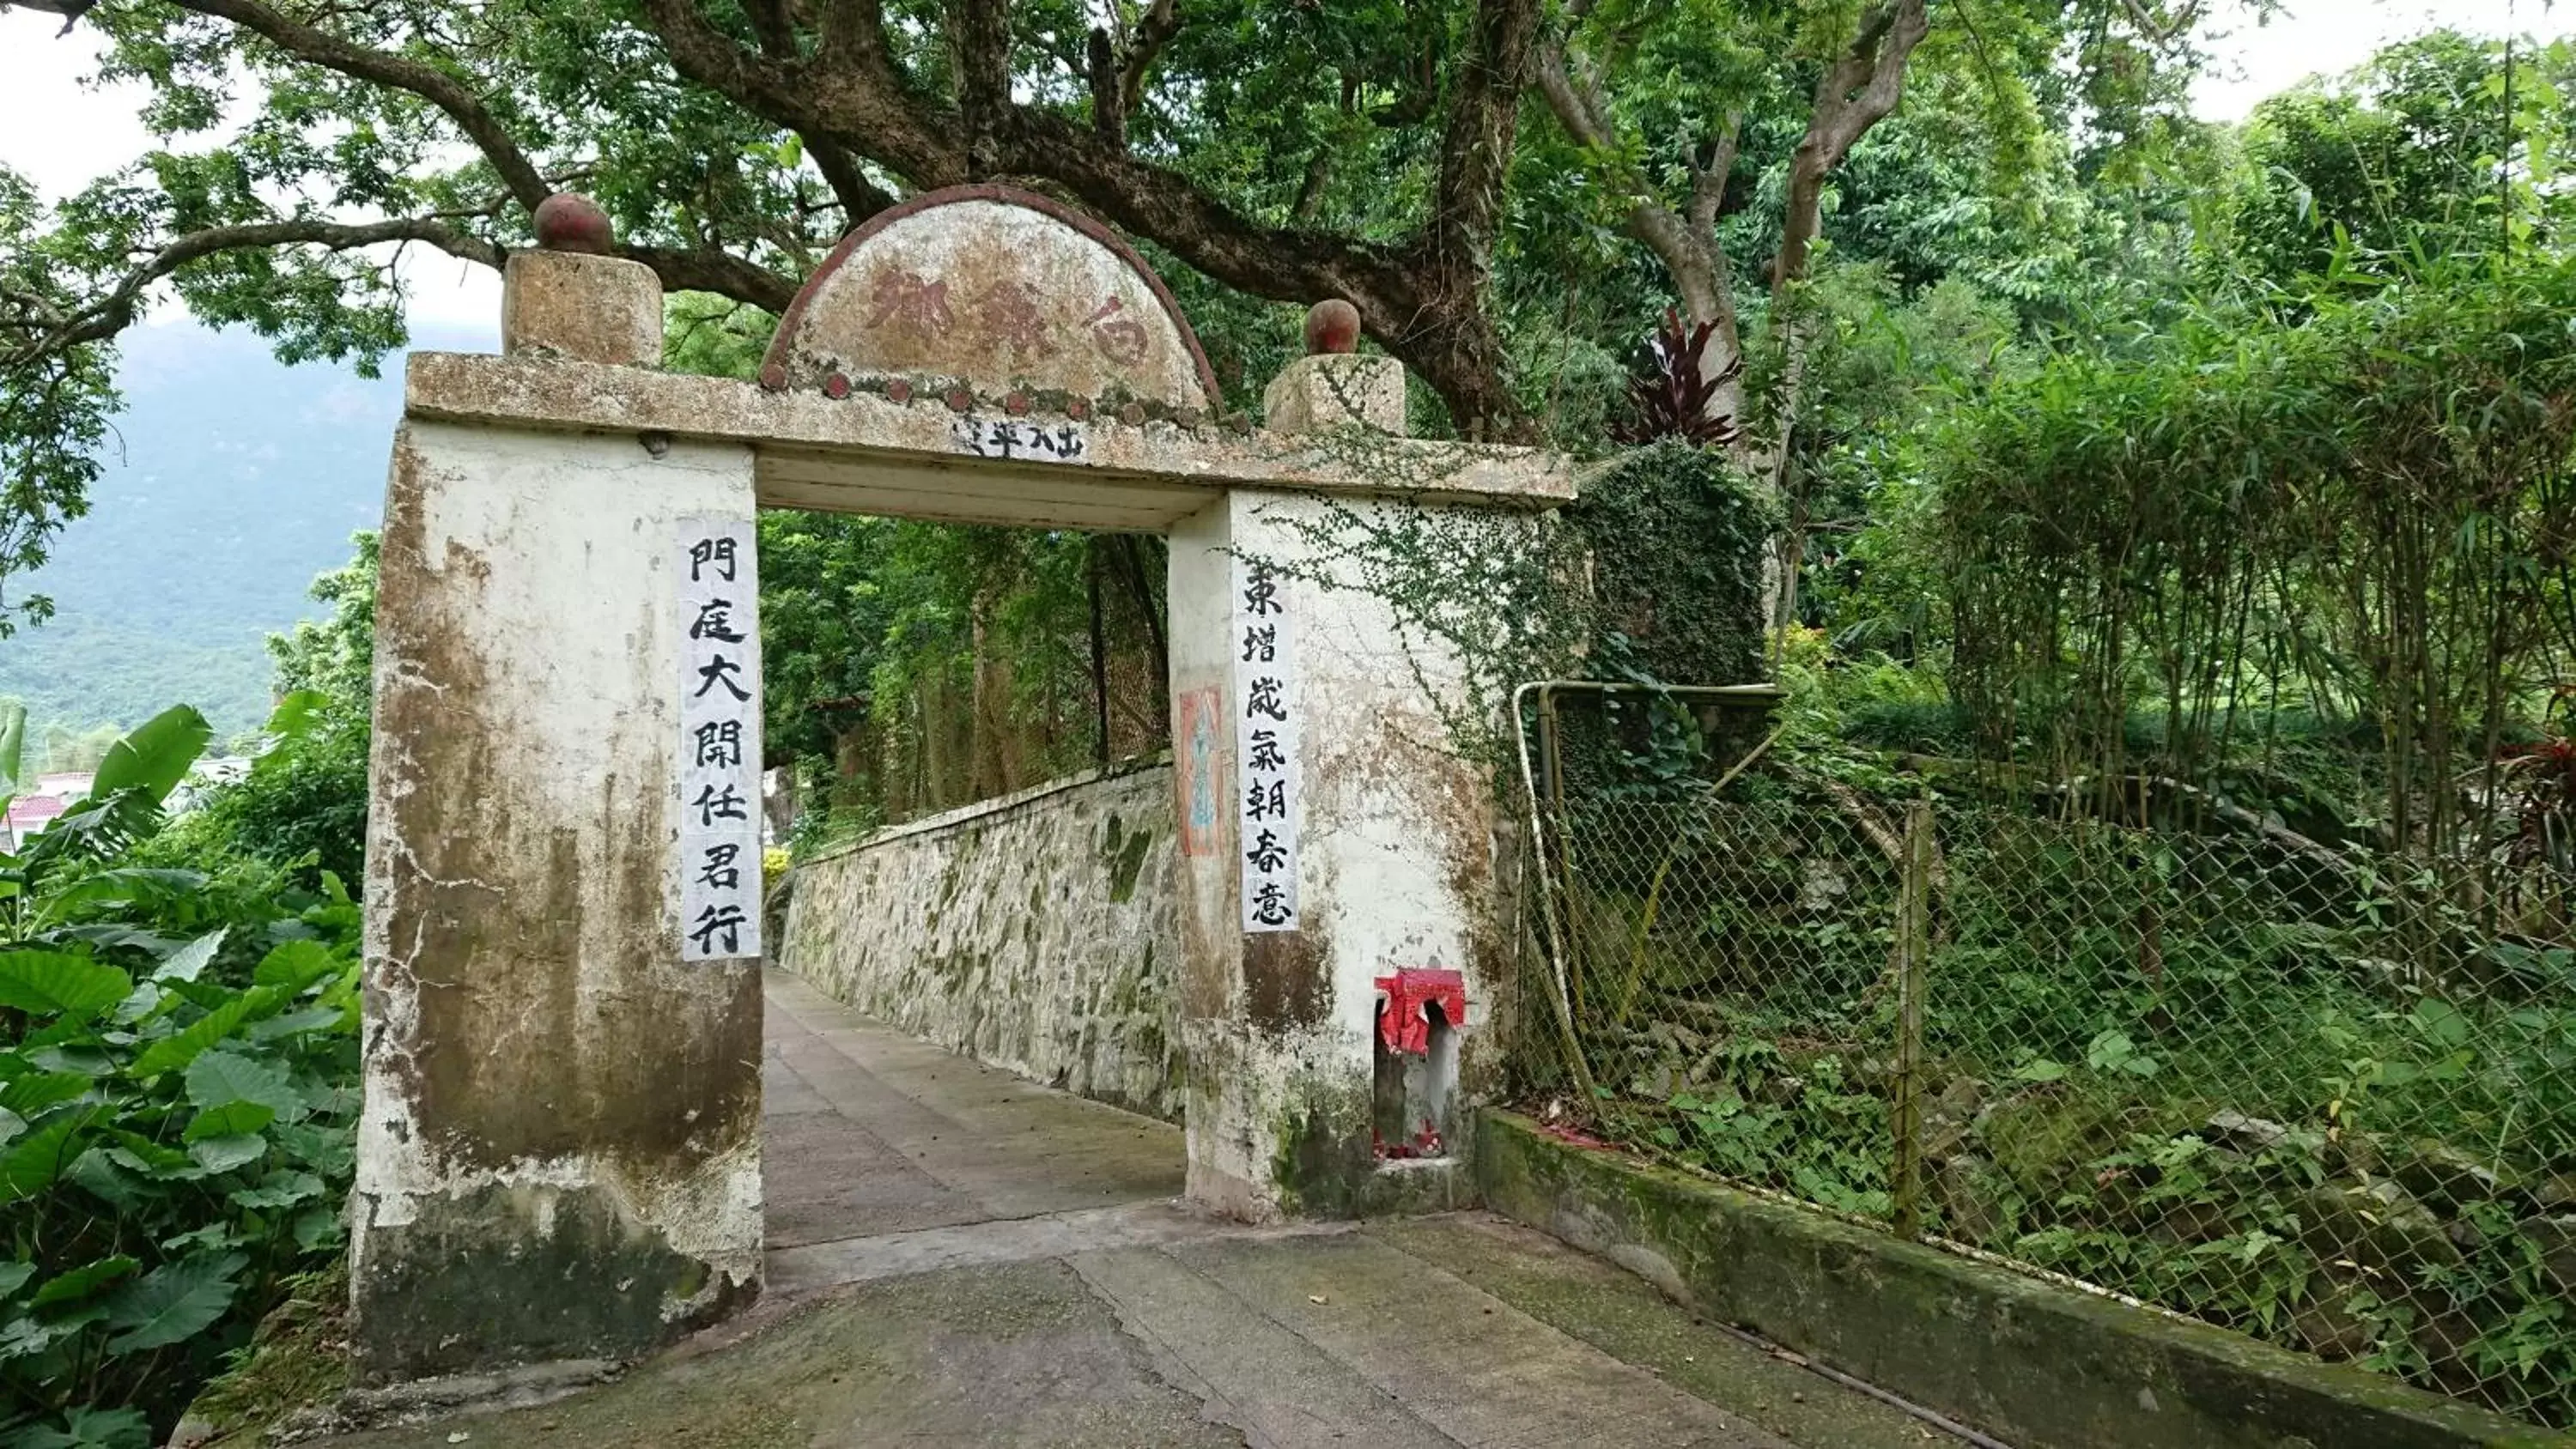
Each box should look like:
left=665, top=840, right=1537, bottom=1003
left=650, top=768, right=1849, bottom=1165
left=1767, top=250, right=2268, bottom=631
left=1539, top=684, right=1577, bottom=1009
left=1890, top=795, right=1934, bottom=1240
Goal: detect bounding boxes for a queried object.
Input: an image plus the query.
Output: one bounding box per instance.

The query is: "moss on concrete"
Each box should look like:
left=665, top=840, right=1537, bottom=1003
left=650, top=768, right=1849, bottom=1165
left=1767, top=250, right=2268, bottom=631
left=184, top=1262, right=353, bottom=1445
left=1476, top=1109, right=2570, bottom=1449
left=350, top=1183, right=752, bottom=1385
left=1350, top=1158, right=1476, bottom=1216
left=1269, top=1073, right=1376, bottom=1218
left=1106, top=820, right=1155, bottom=904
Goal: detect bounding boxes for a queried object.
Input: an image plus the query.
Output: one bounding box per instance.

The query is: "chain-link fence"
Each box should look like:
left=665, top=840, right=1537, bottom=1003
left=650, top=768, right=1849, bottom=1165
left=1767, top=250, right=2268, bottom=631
left=1522, top=694, right=2576, bottom=1430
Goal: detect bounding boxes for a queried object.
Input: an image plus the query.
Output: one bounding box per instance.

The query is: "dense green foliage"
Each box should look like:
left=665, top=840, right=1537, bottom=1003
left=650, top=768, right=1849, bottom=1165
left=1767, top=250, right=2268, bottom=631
left=0, top=705, right=361, bottom=1448
left=1532, top=28, right=2576, bottom=1429
left=1557, top=769, right=2576, bottom=1424
left=2227, top=31, right=2570, bottom=289
left=1572, top=441, right=1773, bottom=689
left=0, top=520, right=377, bottom=1445
left=1864, top=30, right=2576, bottom=873
left=766, top=511, right=1169, bottom=846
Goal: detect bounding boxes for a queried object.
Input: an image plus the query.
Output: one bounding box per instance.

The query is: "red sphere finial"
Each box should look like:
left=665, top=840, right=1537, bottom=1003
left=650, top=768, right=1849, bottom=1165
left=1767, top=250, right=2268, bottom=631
left=1304, top=299, right=1361, bottom=355
left=533, top=193, right=615, bottom=255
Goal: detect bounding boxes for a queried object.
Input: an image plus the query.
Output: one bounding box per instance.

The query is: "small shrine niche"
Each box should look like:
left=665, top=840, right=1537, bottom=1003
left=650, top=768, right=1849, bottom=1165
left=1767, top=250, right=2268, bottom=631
left=1374, top=969, right=1467, bottom=1160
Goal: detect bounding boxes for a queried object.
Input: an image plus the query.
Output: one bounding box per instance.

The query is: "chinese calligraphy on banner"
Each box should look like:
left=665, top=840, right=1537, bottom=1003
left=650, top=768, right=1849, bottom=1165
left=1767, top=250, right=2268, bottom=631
left=1233, top=559, right=1299, bottom=932
left=677, top=518, right=763, bottom=962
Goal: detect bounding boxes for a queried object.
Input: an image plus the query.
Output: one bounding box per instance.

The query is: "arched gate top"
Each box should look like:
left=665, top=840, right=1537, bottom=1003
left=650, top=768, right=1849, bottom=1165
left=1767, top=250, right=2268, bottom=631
left=759, top=185, right=1224, bottom=415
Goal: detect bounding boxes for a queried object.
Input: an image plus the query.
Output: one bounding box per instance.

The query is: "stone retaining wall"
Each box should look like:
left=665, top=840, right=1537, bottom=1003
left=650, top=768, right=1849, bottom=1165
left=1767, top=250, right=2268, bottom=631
left=780, top=761, right=1183, bottom=1120
left=1476, top=1110, right=2564, bottom=1449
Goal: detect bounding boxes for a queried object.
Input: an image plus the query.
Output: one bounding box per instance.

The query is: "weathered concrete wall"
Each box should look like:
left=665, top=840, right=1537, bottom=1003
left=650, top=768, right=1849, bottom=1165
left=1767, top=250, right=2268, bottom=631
left=1478, top=1111, right=2563, bottom=1449
left=352, top=420, right=763, bottom=1382
left=1170, top=488, right=1522, bottom=1222
left=782, top=763, right=1184, bottom=1119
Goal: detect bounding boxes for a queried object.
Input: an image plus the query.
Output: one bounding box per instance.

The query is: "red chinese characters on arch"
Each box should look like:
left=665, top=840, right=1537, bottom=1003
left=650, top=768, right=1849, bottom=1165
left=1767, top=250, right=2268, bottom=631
left=1084, top=296, right=1151, bottom=367
left=762, top=188, right=1218, bottom=409
left=863, top=267, right=953, bottom=341
left=973, top=279, right=1056, bottom=359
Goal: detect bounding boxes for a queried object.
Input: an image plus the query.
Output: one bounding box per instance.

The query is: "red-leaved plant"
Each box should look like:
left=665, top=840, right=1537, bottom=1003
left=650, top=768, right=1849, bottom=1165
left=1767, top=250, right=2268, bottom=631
left=1613, top=308, right=1745, bottom=448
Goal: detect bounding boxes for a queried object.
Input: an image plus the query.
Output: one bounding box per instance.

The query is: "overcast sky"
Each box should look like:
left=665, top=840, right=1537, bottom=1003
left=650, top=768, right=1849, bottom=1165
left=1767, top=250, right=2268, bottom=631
left=0, top=0, right=2560, bottom=331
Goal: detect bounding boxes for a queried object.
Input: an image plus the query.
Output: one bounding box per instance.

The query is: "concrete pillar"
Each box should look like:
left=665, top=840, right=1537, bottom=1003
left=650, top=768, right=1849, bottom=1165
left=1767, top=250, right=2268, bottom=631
left=351, top=196, right=762, bottom=1379
left=351, top=421, right=763, bottom=1379
left=1168, top=305, right=1507, bottom=1218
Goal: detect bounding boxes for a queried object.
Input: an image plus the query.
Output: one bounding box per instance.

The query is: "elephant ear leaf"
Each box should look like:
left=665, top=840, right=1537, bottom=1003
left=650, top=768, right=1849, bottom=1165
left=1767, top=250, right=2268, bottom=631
left=0, top=1108, right=99, bottom=1203
left=103, top=1252, right=242, bottom=1355
left=88, top=706, right=212, bottom=807
left=31, top=1254, right=137, bottom=1309
left=0, top=952, right=132, bottom=1020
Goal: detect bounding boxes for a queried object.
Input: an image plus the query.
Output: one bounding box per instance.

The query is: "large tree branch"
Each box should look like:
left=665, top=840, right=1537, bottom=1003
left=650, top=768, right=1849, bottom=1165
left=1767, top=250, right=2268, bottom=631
left=623, top=244, right=800, bottom=312
left=1290, top=147, right=1334, bottom=224
left=1428, top=0, right=1542, bottom=298
left=807, top=141, right=899, bottom=221
left=640, top=0, right=967, bottom=187
left=999, top=0, right=1538, bottom=432
left=115, top=3, right=811, bottom=318
left=1117, top=0, right=1182, bottom=117
left=742, top=0, right=799, bottom=56
left=997, top=112, right=1414, bottom=306
left=3, top=217, right=503, bottom=367
left=211, top=0, right=1520, bottom=427
left=951, top=0, right=1013, bottom=173
left=5, top=209, right=799, bottom=374
left=1534, top=44, right=1716, bottom=322
left=1534, top=32, right=1744, bottom=420
left=1686, top=116, right=1740, bottom=241
left=1088, top=27, right=1125, bottom=147
left=640, top=0, right=1519, bottom=421
left=817, top=0, right=890, bottom=67
left=730, top=0, right=896, bottom=221
left=1775, top=0, right=1929, bottom=298
left=1088, top=0, right=1183, bottom=151
left=1686, top=112, right=1746, bottom=412
left=992, top=109, right=1522, bottom=428
left=168, top=0, right=550, bottom=212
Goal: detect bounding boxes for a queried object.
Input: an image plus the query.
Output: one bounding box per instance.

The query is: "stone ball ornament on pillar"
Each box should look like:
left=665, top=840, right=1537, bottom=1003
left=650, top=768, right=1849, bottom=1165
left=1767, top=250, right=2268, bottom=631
left=1304, top=299, right=1363, bottom=356
left=532, top=192, right=617, bottom=255
left=1267, top=299, right=1403, bottom=434
left=503, top=194, right=662, bottom=367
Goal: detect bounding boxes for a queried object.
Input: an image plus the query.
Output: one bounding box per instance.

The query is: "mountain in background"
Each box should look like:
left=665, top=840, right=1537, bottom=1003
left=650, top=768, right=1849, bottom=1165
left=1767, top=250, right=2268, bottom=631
left=0, top=320, right=487, bottom=748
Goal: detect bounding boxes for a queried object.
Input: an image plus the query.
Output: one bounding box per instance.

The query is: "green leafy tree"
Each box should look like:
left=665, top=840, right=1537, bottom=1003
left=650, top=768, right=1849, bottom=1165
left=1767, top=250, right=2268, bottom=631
left=1522, top=0, right=2229, bottom=443
left=264, top=534, right=375, bottom=710
left=2227, top=31, right=2573, bottom=288
left=0, top=168, right=114, bottom=636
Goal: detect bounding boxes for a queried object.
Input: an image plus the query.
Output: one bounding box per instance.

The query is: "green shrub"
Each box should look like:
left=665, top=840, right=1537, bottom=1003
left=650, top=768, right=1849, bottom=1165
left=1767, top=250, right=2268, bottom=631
left=0, top=706, right=361, bottom=1448
left=143, top=705, right=368, bottom=888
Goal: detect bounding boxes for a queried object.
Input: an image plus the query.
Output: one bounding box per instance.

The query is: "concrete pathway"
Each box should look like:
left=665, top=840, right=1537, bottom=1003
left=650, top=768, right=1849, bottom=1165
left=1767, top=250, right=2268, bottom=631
left=327, top=973, right=1971, bottom=1449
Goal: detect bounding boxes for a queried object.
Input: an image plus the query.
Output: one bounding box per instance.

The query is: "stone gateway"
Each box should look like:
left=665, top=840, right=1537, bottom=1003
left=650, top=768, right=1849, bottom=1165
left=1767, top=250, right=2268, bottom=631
left=351, top=185, right=1574, bottom=1380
